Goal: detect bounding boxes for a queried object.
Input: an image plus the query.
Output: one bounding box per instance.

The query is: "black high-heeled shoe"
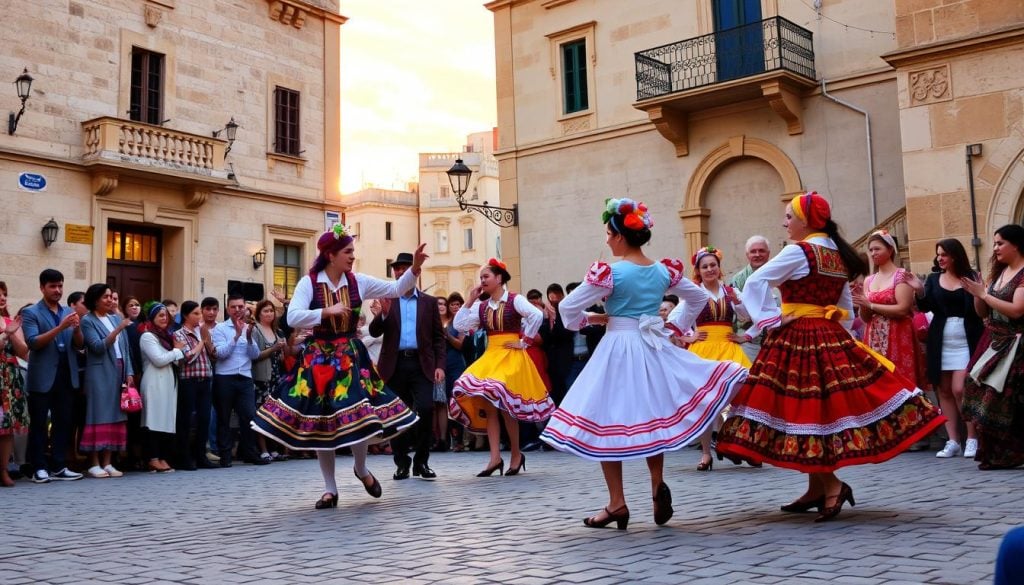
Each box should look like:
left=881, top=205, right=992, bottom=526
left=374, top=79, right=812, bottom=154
left=814, top=482, right=855, bottom=522
left=697, top=457, right=714, bottom=471
left=314, top=492, right=339, bottom=509
left=653, top=482, right=673, bottom=526
left=354, top=469, right=382, bottom=498
left=780, top=495, right=825, bottom=513
left=476, top=459, right=504, bottom=477
left=583, top=505, right=630, bottom=530
left=505, top=454, right=526, bottom=476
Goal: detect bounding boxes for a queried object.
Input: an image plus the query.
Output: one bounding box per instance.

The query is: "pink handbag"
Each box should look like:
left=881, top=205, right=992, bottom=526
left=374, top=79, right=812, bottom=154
left=120, top=384, right=143, bottom=414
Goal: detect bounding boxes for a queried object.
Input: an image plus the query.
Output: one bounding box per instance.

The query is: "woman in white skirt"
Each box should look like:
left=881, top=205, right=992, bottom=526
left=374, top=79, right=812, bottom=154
left=540, top=198, right=747, bottom=530
left=907, top=238, right=984, bottom=458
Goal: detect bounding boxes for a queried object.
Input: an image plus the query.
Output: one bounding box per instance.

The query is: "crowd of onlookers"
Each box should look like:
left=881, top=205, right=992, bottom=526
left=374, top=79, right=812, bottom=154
left=3, top=225, right=1024, bottom=486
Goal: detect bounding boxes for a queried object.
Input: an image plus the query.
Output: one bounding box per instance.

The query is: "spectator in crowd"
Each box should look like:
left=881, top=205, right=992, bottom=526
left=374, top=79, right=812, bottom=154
left=371, top=252, right=445, bottom=481
left=162, top=299, right=180, bottom=331
left=139, top=302, right=185, bottom=473
left=211, top=293, right=266, bottom=467
left=729, top=235, right=777, bottom=362
left=66, top=290, right=88, bottom=465
left=0, top=281, right=30, bottom=487
left=251, top=299, right=288, bottom=463
left=539, top=283, right=573, bottom=406
left=359, top=301, right=382, bottom=365
left=658, top=295, right=677, bottom=322
left=119, top=295, right=146, bottom=469
left=526, top=289, right=544, bottom=311
left=22, top=269, right=84, bottom=483
left=909, top=238, right=983, bottom=459
left=79, top=284, right=134, bottom=478
left=564, top=281, right=604, bottom=389
left=199, top=296, right=221, bottom=461
left=173, top=300, right=216, bottom=470
left=442, top=293, right=468, bottom=452
left=961, top=224, right=1024, bottom=470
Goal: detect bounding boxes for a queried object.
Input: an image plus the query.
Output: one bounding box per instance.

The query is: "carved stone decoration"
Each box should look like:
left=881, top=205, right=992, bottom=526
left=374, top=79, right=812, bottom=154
left=909, top=64, right=952, bottom=107
left=761, top=80, right=804, bottom=135
left=267, top=0, right=306, bottom=29
left=144, top=4, right=163, bottom=28
left=646, top=105, right=688, bottom=157
left=184, top=186, right=210, bottom=209
left=91, top=173, right=118, bottom=196
left=560, top=115, right=592, bottom=136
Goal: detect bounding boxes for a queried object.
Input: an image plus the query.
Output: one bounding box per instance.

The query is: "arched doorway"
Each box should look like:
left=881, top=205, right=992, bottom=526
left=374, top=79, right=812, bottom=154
left=705, top=157, right=788, bottom=271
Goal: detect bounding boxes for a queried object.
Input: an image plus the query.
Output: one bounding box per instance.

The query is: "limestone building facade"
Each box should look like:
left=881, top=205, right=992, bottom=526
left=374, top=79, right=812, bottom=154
left=0, top=0, right=345, bottom=308
left=342, top=188, right=419, bottom=279
left=486, top=0, right=911, bottom=288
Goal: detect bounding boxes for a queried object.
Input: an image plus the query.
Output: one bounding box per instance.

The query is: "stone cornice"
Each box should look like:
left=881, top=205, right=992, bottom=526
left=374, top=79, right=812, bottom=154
left=484, top=0, right=537, bottom=12
left=882, top=24, right=1024, bottom=68
left=266, top=0, right=348, bottom=28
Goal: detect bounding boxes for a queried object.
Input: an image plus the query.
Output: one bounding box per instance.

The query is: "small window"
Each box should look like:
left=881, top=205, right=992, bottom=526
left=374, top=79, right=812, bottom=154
left=274, top=86, right=301, bottom=156
left=385, top=221, right=393, bottom=241
left=439, top=185, right=450, bottom=199
left=130, top=48, right=164, bottom=125
left=386, top=258, right=393, bottom=278
left=273, top=243, right=302, bottom=298
left=106, top=227, right=160, bottom=263
left=436, top=229, right=449, bottom=253
left=561, top=39, right=588, bottom=114
left=464, top=228, right=474, bottom=251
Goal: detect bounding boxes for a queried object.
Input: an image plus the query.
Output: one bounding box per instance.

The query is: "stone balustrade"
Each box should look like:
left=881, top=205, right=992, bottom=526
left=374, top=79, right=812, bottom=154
left=82, top=116, right=228, bottom=178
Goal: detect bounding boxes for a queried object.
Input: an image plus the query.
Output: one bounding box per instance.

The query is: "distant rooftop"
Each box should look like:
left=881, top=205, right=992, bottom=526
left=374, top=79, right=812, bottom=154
left=341, top=188, right=418, bottom=207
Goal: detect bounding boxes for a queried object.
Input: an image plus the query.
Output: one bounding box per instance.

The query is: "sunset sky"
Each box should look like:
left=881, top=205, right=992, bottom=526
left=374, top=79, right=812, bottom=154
left=339, top=0, right=498, bottom=194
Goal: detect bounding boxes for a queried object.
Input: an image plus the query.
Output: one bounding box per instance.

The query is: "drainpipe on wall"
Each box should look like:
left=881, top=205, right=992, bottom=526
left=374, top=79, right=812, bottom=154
left=820, top=79, right=877, bottom=227
left=966, top=143, right=984, bottom=271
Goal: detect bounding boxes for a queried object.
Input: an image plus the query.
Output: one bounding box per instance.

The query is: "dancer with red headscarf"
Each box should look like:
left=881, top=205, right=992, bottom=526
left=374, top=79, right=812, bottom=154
left=450, top=258, right=555, bottom=478
left=716, top=192, right=945, bottom=522
left=253, top=225, right=428, bottom=509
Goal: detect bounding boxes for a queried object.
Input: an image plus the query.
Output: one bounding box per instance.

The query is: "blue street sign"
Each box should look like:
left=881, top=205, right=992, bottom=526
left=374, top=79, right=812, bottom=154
left=18, top=172, right=47, bottom=192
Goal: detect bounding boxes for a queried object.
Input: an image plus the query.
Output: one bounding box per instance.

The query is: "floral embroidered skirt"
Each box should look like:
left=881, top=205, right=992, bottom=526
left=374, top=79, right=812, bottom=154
left=449, top=333, right=556, bottom=434
left=716, top=317, right=945, bottom=473
left=252, top=334, right=418, bottom=451
left=0, top=357, right=28, bottom=435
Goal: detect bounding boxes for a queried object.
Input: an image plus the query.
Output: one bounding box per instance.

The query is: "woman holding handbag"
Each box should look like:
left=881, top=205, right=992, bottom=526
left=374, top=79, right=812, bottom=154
left=79, top=284, right=134, bottom=478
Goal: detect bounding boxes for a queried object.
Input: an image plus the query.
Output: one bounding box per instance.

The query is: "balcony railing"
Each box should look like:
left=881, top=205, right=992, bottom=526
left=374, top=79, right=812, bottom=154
left=635, top=16, right=816, bottom=101
left=82, top=117, right=229, bottom=179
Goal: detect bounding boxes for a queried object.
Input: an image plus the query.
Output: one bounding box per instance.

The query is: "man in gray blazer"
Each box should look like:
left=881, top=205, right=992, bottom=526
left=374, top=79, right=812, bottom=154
left=22, top=269, right=85, bottom=483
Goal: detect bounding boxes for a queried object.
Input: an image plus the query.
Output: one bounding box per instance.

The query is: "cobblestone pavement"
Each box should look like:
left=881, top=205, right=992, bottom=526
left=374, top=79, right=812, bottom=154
left=1, top=447, right=1019, bottom=584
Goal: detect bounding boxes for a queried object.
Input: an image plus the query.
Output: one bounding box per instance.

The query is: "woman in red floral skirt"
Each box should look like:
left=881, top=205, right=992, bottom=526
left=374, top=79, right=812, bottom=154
left=716, top=192, right=945, bottom=522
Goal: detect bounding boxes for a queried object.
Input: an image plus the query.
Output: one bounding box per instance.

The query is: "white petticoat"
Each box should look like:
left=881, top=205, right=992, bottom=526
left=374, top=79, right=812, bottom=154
left=540, top=316, right=748, bottom=461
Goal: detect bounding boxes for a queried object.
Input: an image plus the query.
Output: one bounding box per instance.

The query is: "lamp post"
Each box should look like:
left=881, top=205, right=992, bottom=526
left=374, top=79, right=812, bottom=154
left=213, top=117, right=239, bottom=154
left=8, top=68, right=33, bottom=135
left=446, top=158, right=518, bottom=227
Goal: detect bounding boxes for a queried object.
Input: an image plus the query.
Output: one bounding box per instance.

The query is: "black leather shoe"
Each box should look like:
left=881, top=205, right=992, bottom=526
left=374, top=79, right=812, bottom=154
left=219, top=459, right=233, bottom=468
left=354, top=469, right=382, bottom=498
left=412, top=463, right=436, bottom=480
left=196, top=458, right=218, bottom=469
left=393, top=465, right=410, bottom=480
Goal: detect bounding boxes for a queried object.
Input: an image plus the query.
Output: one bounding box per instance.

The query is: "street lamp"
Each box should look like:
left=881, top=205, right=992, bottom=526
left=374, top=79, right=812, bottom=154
left=213, top=117, right=239, bottom=154
left=41, top=218, right=59, bottom=247
left=445, top=157, right=518, bottom=227
left=252, top=248, right=266, bottom=270
left=8, top=68, right=33, bottom=135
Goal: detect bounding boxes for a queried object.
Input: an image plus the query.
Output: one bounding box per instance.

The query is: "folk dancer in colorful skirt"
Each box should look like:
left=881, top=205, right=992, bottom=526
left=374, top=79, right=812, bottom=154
left=253, top=226, right=427, bottom=509
left=715, top=191, right=945, bottom=522
left=672, top=246, right=752, bottom=472
left=541, top=198, right=748, bottom=530
left=450, top=258, right=556, bottom=478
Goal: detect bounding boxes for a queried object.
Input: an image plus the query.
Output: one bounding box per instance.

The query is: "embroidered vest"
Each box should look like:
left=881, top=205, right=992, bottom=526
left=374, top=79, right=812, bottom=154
left=779, top=242, right=848, bottom=307
left=695, top=289, right=738, bottom=327
left=478, top=292, right=523, bottom=334
left=310, top=271, right=362, bottom=338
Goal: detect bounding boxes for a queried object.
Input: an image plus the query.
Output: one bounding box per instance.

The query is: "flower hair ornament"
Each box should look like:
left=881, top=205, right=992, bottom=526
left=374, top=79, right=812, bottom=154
left=691, top=245, right=723, bottom=268
left=331, top=223, right=350, bottom=240
left=602, top=197, right=654, bottom=232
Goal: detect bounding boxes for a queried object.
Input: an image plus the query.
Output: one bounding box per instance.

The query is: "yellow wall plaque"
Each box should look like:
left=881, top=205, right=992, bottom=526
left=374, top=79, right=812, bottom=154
left=65, top=224, right=95, bottom=245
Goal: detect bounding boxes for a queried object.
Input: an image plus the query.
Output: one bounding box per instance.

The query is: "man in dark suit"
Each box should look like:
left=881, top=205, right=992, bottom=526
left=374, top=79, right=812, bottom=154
left=370, top=253, right=445, bottom=481
left=22, top=269, right=84, bottom=483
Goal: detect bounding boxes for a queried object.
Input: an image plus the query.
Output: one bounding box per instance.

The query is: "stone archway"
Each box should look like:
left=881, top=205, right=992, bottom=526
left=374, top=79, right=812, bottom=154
left=983, top=122, right=1024, bottom=235
left=680, top=135, right=803, bottom=253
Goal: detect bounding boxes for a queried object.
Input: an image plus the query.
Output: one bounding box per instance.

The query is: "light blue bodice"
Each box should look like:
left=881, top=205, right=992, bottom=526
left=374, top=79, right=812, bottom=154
left=603, top=261, right=670, bottom=318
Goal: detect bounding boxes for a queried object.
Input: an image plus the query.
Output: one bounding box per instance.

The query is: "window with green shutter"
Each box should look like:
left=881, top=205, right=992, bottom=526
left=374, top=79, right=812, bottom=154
left=561, top=39, right=589, bottom=114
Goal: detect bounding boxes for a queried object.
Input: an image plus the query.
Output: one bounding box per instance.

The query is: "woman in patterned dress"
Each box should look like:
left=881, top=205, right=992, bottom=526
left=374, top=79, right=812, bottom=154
left=253, top=226, right=427, bottom=509
left=673, top=246, right=751, bottom=471
left=541, top=198, right=747, bottom=530
left=450, top=258, right=554, bottom=477
left=961, top=224, right=1024, bottom=470
left=716, top=192, right=945, bottom=522
left=0, top=281, right=29, bottom=487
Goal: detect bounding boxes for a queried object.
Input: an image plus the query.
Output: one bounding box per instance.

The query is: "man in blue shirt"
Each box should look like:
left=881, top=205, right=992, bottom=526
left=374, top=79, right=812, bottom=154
left=211, top=292, right=267, bottom=467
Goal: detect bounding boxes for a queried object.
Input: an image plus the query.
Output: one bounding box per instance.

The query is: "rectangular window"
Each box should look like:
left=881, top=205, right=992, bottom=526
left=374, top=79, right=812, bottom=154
left=561, top=39, right=588, bottom=114
left=436, top=229, right=449, bottom=253
left=385, top=221, right=393, bottom=241
left=106, top=227, right=160, bottom=263
left=130, top=48, right=164, bottom=125
left=273, top=243, right=302, bottom=298
left=386, top=258, right=393, bottom=278
left=439, top=185, right=450, bottom=199
left=464, top=228, right=474, bottom=251
left=274, top=86, right=301, bottom=156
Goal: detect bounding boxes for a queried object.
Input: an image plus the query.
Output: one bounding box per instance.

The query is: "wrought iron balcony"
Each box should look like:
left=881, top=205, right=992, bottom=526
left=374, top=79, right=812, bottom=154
left=635, top=16, right=815, bottom=100
left=633, top=17, right=817, bottom=156
left=81, top=116, right=232, bottom=206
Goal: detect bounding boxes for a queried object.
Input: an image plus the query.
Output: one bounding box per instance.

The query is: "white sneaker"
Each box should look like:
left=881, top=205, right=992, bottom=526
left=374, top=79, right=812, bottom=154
left=103, top=465, right=123, bottom=478
left=87, top=466, right=110, bottom=478
left=32, top=470, right=51, bottom=484
left=963, top=438, right=979, bottom=458
left=936, top=440, right=961, bottom=458
left=50, top=468, right=84, bottom=481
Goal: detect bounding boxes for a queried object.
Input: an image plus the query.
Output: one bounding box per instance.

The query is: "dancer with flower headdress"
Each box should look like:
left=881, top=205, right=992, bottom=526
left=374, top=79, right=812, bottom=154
left=670, top=245, right=752, bottom=471
left=252, top=225, right=428, bottom=510
left=715, top=192, right=945, bottom=522
left=540, top=198, right=747, bottom=530
left=450, top=257, right=554, bottom=478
